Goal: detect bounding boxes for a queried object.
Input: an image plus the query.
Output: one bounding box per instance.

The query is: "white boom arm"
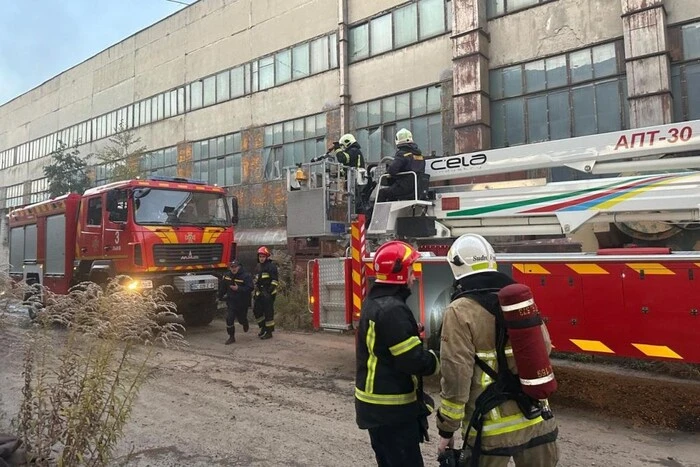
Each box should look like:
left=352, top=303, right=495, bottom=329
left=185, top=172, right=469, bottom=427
left=369, top=120, right=700, bottom=239
left=426, top=120, right=700, bottom=182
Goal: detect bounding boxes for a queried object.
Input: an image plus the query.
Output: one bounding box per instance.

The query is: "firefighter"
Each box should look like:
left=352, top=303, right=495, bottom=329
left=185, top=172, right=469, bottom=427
left=355, top=240, right=440, bottom=467
left=377, top=128, right=425, bottom=202
left=336, top=133, right=366, bottom=169
left=436, top=234, right=559, bottom=467
left=218, top=259, right=253, bottom=345
left=253, top=246, right=278, bottom=340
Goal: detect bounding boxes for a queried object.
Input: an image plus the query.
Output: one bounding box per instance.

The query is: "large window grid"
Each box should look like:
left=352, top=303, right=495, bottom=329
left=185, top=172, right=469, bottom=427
left=349, top=0, right=452, bottom=63
left=263, top=114, right=327, bottom=180
left=0, top=32, right=338, bottom=173
left=0, top=149, right=13, bottom=169
left=671, top=21, right=700, bottom=122
left=352, top=86, right=443, bottom=163
left=94, top=146, right=177, bottom=186
left=3, top=184, right=24, bottom=209
left=29, top=178, right=49, bottom=204
left=192, top=133, right=243, bottom=187
left=140, top=147, right=179, bottom=179
left=487, top=0, right=556, bottom=19
left=490, top=41, right=628, bottom=149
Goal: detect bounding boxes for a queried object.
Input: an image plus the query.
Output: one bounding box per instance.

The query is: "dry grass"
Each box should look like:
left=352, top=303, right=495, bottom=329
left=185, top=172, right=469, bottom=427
left=270, top=250, right=313, bottom=332
left=0, top=272, right=186, bottom=466
left=0, top=263, right=34, bottom=328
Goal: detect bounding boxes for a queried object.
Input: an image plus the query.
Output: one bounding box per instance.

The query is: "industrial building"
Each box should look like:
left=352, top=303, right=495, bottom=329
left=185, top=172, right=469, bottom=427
left=2, top=0, right=700, bottom=263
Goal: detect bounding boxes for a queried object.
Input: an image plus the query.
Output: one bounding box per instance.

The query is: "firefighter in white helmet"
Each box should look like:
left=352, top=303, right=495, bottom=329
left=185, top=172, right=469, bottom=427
left=329, top=133, right=365, bottom=168
left=377, top=128, right=425, bottom=202
left=436, top=234, right=559, bottom=467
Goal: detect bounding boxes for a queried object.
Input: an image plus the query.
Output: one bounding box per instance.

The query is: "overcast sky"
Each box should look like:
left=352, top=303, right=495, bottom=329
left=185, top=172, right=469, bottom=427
left=0, top=0, right=189, bottom=106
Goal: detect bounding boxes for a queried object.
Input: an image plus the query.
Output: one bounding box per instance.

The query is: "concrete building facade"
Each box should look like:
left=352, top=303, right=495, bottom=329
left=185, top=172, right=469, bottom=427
left=2, top=0, right=700, bottom=261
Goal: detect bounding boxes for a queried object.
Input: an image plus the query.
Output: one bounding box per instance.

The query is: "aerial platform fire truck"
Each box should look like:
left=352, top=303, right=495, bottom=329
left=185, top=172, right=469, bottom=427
left=287, top=120, right=700, bottom=364
left=7, top=176, right=236, bottom=326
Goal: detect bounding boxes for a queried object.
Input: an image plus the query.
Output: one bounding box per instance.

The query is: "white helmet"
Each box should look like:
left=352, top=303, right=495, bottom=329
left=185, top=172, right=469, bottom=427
left=446, top=234, right=498, bottom=280
left=395, top=128, right=413, bottom=145
left=339, top=133, right=356, bottom=149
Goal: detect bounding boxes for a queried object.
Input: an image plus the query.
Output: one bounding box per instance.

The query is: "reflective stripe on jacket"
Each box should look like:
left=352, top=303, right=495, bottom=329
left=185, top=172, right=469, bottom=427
left=355, top=283, right=439, bottom=429
left=437, top=287, right=557, bottom=452
left=255, top=260, right=279, bottom=296
left=218, top=268, right=254, bottom=307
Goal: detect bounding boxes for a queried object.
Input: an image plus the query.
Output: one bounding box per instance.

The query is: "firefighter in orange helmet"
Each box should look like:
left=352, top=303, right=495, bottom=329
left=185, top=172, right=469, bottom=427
left=355, top=241, right=439, bottom=466
left=436, top=234, right=558, bottom=466
left=253, top=246, right=278, bottom=340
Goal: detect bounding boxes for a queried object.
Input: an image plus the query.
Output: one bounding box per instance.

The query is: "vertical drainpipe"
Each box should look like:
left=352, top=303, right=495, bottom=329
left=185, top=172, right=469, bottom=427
left=338, top=0, right=350, bottom=133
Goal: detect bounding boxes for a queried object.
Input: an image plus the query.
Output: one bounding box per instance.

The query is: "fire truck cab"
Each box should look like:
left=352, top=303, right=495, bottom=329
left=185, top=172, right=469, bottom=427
left=8, top=176, right=236, bottom=326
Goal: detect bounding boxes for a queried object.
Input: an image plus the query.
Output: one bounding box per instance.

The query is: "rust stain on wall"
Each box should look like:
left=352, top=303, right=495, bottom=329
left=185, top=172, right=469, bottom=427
left=229, top=180, right=287, bottom=229
left=176, top=142, right=192, bottom=178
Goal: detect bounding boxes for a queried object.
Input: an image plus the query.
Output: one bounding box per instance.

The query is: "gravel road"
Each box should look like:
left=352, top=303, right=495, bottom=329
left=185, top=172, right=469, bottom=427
left=0, top=317, right=698, bottom=467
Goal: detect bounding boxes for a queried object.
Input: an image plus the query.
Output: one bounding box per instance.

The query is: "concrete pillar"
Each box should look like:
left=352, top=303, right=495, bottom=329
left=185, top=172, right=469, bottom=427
left=21, top=181, right=31, bottom=206
left=621, top=0, right=673, bottom=126
left=451, top=0, right=490, bottom=154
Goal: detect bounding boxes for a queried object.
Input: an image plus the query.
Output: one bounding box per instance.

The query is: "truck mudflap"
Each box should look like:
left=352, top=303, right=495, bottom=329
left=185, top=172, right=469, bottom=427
left=173, top=275, right=219, bottom=294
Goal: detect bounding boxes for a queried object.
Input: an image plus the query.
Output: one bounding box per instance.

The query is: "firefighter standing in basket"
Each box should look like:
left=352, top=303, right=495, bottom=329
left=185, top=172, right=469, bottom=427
left=253, top=246, right=279, bottom=340
left=218, top=259, right=253, bottom=345
left=436, top=234, right=559, bottom=467
left=335, top=133, right=366, bottom=169
left=355, top=241, right=440, bottom=467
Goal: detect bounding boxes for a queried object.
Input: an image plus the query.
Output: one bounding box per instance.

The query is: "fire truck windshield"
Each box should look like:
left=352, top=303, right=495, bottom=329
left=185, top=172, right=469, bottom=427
left=133, top=189, right=230, bottom=226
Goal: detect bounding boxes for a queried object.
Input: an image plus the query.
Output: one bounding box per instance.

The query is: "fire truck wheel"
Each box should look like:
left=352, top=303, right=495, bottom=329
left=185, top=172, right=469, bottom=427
left=181, top=295, right=217, bottom=327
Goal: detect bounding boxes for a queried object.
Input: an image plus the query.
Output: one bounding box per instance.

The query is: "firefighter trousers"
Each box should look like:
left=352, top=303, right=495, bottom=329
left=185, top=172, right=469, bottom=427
left=367, top=420, right=424, bottom=467
left=225, top=301, right=249, bottom=337
left=476, top=440, right=559, bottom=467
left=253, top=293, right=275, bottom=332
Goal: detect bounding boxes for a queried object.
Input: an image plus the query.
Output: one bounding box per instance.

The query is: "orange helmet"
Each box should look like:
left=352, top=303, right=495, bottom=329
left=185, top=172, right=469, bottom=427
left=373, top=241, right=421, bottom=284
left=257, top=246, right=271, bottom=257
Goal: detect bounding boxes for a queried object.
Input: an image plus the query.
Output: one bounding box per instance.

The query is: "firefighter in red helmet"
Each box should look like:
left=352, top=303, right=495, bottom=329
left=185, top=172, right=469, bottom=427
left=355, top=241, right=439, bottom=466
left=253, top=246, right=278, bottom=340
left=436, top=234, right=558, bottom=467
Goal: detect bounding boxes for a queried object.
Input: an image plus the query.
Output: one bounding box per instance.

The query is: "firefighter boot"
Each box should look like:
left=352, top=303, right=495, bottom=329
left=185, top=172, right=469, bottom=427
left=225, top=335, right=235, bottom=345
left=258, top=327, right=267, bottom=337
left=260, top=330, right=273, bottom=340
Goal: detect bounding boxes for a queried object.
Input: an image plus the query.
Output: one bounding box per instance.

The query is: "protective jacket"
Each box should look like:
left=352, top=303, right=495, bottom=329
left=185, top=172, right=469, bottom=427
left=355, top=284, right=439, bottom=429
left=437, top=271, right=558, bottom=454
left=388, top=143, right=425, bottom=177
left=336, top=142, right=365, bottom=168
left=218, top=267, right=254, bottom=309
left=255, top=259, right=279, bottom=298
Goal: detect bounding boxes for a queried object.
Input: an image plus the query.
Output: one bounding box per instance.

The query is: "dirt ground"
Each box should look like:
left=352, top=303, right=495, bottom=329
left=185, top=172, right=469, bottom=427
left=1, top=316, right=699, bottom=467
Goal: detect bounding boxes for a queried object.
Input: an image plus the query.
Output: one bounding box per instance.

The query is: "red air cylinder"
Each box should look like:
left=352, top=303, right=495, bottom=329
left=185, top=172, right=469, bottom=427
left=497, top=283, right=557, bottom=400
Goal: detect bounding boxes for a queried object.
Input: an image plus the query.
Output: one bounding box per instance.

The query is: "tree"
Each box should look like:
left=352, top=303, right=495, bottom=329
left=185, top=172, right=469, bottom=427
left=95, top=123, right=147, bottom=182
left=43, top=141, right=91, bottom=197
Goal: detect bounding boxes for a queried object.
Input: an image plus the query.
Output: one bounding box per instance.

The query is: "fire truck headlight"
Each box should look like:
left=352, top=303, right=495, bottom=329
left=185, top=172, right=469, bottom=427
left=126, top=280, right=154, bottom=291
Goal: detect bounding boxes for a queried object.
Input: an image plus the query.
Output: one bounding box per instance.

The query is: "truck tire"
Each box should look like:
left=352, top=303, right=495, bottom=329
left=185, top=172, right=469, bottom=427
left=181, top=295, right=217, bottom=327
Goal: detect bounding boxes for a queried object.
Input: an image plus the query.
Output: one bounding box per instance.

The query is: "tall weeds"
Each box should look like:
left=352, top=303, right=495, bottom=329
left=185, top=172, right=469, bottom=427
left=6, top=275, right=186, bottom=466
left=0, top=263, right=33, bottom=328
left=270, top=250, right=313, bottom=331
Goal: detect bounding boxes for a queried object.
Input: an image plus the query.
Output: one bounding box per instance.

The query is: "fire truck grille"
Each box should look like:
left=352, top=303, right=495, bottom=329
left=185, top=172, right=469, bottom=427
left=152, top=244, right=224, bottom=266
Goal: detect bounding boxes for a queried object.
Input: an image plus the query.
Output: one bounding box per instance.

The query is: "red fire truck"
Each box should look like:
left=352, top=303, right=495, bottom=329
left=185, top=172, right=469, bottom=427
left=289, top=120, right=700, bottom=364
left=7, top=176, right=236, bottom=326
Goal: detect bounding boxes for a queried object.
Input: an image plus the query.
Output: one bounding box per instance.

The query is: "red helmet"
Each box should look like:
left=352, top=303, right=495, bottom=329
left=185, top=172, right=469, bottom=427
left=373, top=241, right=421, bottom=284
left=257, top=246, right=271, bottom=257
